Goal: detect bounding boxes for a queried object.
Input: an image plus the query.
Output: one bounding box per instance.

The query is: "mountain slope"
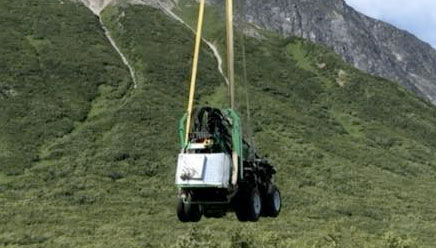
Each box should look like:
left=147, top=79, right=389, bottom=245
left=0, top=0, right=134, bottom=175
left=2, top=1, right=436, bottom=247
left=208, top=0, right=436, bottom=105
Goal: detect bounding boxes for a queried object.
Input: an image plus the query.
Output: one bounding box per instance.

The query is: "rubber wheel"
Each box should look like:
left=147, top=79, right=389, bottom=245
left=235, top=187, right=262, bottom=222
left=234, top=197, right=248, bottom=222
left=263, top=185, right=281, bottom=217
left=177, top=199, right=202, bottom=222
left=177, top=199, right=190, bottom=222
left=187, top=203, right=202, bottom=222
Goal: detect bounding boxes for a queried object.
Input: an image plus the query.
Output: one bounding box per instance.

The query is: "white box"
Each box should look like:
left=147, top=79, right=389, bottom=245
left=175, top=153, right=231, bottom=188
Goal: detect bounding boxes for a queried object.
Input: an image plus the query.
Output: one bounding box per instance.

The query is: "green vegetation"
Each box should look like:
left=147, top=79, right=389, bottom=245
left=0, top=0, right=133, bottom=175
left=2, top=0, right=436, bottom=247
left=287, top=41, right=316, bottom=72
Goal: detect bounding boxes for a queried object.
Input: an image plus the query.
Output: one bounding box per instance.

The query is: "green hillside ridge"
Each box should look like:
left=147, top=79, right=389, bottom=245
left=2, top=0, right=436, bottom=247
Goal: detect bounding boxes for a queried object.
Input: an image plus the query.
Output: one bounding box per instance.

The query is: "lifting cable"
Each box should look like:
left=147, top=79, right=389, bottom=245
left=236, top=0, right=256, bottom=158
left=185, top=0, right=206, bottom=143
left=185, top=0, right=255, bottom=161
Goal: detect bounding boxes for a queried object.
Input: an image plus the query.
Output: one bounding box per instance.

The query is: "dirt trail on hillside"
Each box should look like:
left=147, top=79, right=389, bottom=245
left=78, top=0, right=228, bottom=86
left=156, top=2, right=229, bottom=85
left=80, top=0, right=138, bottom=89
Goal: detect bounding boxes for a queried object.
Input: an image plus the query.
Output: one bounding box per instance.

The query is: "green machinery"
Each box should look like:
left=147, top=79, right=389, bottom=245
left=175, top=0, right=281, bottom=222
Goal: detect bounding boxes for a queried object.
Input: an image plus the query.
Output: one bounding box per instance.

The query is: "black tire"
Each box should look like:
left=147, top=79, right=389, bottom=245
left=177, top=198, right=202, bottom=222
left=263, top=185, right=281, bottom=217
left=235, top=187, right=262, bottom=222
left=187, top=203, right=202, bottom=222
left=177, top=199, right=190, bottom=222
left=234, top=199, right=249, bottom=222
left=234, top=190, right=248, bottom=222
left=246, top=187, right=262, bottom=221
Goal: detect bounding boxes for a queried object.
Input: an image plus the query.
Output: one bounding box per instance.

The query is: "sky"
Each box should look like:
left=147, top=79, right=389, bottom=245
left=345, top=0, right=436, bottom=49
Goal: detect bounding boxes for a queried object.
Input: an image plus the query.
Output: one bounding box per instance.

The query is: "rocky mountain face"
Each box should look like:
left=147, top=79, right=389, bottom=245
left=208, top=0, right=436, bottom=104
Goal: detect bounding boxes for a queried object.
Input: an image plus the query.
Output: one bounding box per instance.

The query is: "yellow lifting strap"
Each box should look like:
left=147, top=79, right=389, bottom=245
left=184, top=0, right=238, bottom=185
left=185, top=0, right=236, bottom=145
left=226, top=0, right=235, bottom=110
left=185, top=0, right=206, bottom=143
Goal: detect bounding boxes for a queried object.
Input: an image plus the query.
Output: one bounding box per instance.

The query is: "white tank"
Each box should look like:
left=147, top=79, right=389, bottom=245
left=175, top=153, right=232, bottom=188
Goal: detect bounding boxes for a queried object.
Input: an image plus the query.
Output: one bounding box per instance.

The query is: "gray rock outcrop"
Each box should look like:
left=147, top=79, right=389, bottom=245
left=209, top=0, right=436, bottom=104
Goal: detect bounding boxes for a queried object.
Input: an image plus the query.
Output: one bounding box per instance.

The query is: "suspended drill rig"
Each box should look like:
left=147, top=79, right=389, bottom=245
left=175, top=0, right=281, bottom=222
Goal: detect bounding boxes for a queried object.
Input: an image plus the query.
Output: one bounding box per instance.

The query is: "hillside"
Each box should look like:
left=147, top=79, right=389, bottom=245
left=208, top=0, right=436, bottom=105
left=2, top=0, right=436, bottom=247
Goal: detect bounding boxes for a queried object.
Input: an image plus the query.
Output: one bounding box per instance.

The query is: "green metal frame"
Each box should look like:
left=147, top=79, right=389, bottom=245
left=224, top=109, right=243, bottom=179
left=178, top=108, right=244, bottom=180
left=178, top=113, right=188, bottom=150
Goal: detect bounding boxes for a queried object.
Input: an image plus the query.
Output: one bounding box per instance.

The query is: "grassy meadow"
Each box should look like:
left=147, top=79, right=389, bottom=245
left=1, top=0, right=436, bottom=247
